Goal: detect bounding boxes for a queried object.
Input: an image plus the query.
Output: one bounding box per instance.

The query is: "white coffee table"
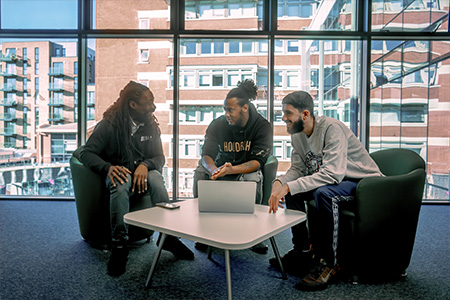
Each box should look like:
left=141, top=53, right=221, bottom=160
left=124, top=199, right=306, bottom=300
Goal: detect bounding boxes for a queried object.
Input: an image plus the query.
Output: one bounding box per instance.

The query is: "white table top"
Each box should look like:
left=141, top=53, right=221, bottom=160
left=124, top=199, right=306, bottom=250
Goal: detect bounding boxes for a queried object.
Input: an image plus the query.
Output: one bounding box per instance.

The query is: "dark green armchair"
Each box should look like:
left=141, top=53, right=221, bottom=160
left=307, top=148, right=426, bottom=282
left=70, top=146, right=152, bottom=248
left=261, top=155, right=279, bottom=205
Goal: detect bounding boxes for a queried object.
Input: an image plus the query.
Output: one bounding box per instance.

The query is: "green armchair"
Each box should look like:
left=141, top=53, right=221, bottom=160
left=307, top=148, right=426, bottom=282
left=70, top=146, right=152, bottom=248
left=261, top=155, right=279, bottom=205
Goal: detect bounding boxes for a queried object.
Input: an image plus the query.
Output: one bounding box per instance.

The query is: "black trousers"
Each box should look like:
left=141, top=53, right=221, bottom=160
left=285, top=180, right=359, bottom=265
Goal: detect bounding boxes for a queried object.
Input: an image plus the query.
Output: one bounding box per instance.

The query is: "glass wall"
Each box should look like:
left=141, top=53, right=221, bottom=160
left=369, top=38, right=450, bottom=200
left=1, top=0, right=449, bottom=202
left=0, top=38, right=87, bottom=196
left=91, top=38, right=174, bottom=194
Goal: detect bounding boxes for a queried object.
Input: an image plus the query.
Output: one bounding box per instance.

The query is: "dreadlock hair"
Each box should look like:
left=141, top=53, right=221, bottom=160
left=103, top=81, right=159, bottom=162
left=225, top=79, right=258, bottom=107
left=282, top=91, right=315, bottom=118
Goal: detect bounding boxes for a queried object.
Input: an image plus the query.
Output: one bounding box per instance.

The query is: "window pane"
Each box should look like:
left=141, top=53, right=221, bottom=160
left=95, top=0, right=170, bottom=29
left=0, top=39, right=81, bottom=196
left=371, top=0, right=448, bottom=32
left=278, top=0, right=354, bottom=31
left=185, top=0, right=263, bottom=30
left=274, top=39, right=361, bottom=162
left=369, top=40, right=450, bottom=201
left=90, top=38, right=173, bottom=197
left=1, top=0, right=77, bottom=29
left=177, top=38, right=268, bottom=198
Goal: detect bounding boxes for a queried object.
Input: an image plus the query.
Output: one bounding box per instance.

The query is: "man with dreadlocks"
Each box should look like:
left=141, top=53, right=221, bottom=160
left=192, top=79, right=273, bottom=254
left=81, top=81, right=194, bottom=277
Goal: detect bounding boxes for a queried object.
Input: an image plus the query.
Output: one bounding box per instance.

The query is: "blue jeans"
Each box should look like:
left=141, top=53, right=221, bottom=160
left=193, top=164, right=263, bottom=204
left=106, top=170, right=169, bottom=244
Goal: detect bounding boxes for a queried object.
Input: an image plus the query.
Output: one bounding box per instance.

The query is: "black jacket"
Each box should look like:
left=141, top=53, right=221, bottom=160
left=201, top=104, right=273, bottom=168
left=80, top=119, right=164, bottom=177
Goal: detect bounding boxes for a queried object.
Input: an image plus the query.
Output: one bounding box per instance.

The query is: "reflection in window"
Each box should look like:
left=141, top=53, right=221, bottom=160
left=273, top=139, right=292, bottom=160
left=179, top=106, right=224, bottom=124
left=186, top=0, right=261, bottom=20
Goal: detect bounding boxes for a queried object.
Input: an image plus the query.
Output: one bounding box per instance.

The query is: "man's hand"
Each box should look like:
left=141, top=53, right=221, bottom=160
left=107, top=165, right=131, bottom=187
left=211, top=162, right=232, bottom=180
left=132, top=164, right=148, bottom=194
left=268, top=180, right=289, bottom=214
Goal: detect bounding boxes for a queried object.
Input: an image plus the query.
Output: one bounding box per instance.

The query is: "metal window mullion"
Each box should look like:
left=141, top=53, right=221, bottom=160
left=359, top=0, right=372, bottom=149
left=171, top=1, right=183, bottom=200
left=76, top=0, right=91, bottom=147
left=267, top=0, right=277, bottom=127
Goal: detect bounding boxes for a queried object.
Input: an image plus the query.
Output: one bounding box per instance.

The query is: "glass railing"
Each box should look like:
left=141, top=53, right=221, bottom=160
left=48, top=98, right=64, bottom=106
left=48, top=113, right=63, bottom=121
left=0, top=70, right=17, bottom=76
left=0, top=84, right=17, bottom=91
left=0, top=127, right=16, bottom=135
left=0, top=142, right=16, bottom=148
left=0, top=54, right=17, bottom=61
left=48, top=68, right=64, bottom=76
left=48, top=83, right=64, bottom=91
left=0, top=99, right=17, bottom=106
left=0, top=113, right=17, bottom=120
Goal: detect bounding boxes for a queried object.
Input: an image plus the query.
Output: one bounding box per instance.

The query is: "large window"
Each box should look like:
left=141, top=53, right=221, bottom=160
left=0, top=39, right=81, bottom=196
left=370, top=39, right=450, bottom=200
left=0, top=0, right=448, bottom=202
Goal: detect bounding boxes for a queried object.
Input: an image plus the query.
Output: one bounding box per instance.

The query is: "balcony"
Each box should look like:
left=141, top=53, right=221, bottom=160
left=0, top=70, right=18, bottom=77
left=0, top=142, right=16, bottom=148
left=48, top=68, right=64, bottom=77
left=0, top=54, right=17, bottom=62
left=0, top=127, right=17, bottom=136
left=48, top=114, right=64, bottom=122
left=0, top=84, right=17, bottom=92
left=0, top=113, right=17, bottom=121
left=0, top=99, right=17, bottom=106
left=48, top=98, right=64, bottom=106
left=48, top=84, right=64, bottom=91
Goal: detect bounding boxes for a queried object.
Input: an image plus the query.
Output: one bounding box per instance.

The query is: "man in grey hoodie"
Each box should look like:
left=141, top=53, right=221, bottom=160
left=268, top=91, right=382, bottom=291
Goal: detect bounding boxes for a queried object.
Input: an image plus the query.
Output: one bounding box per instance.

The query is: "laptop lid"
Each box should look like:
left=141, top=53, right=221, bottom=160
left=197, top=180, right=256, bottom=213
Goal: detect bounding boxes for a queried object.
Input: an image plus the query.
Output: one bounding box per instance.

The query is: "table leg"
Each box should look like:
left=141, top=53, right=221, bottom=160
left=145, top=233, right=166, bottom=288
left=225, top=249, right=232, bottom=300
left=207, top=246, right=212, bottom=260
left=269, top=236, right=287, bottom=280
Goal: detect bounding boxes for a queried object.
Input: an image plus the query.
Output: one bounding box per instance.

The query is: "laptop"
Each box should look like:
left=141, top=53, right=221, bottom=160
left=197, top=180, right=257, bottom=213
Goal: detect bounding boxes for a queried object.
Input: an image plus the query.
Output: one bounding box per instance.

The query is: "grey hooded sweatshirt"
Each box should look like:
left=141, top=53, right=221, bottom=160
left=277, top=115, right=383, bottom=195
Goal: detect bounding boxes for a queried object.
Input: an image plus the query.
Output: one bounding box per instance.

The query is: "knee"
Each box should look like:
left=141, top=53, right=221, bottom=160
left=148, top=170, right=165, bottom=186
left=313, top=186, right=333, bottom=213
left=107, top=176, right=132, bottom=197
left=314, top=186, right=331, bottom=200
left=240, top=170, right=262, bottom=183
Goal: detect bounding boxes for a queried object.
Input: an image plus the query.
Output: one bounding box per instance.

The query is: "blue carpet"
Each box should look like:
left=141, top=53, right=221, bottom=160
left=0, top=201, right=449, bottom=300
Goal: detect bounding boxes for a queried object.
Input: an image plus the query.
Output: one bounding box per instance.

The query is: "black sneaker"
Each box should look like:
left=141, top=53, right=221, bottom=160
left=250, top=242, right=269, bottom=254
left=295, top=258, right=337, bottom=291
left=195, top=242, right=209, bottom=252
left=107, top=245, right=129, bottom=277
left=158, top=235, right=194, bottom=260
left=269, top=248, right=314, bottom=277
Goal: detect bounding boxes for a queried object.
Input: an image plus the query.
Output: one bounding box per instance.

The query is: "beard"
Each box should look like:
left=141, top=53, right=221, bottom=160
left=228, top=110, right=245, bottom=128
left=287, top=118, right=304, bottom=134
